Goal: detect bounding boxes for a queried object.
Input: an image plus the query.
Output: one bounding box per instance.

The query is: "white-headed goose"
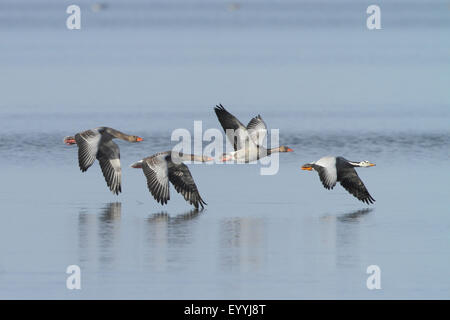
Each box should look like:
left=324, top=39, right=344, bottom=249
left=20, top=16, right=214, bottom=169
left=301, top=156, right=376, bottom=204
left=214, top=104, right=293, bottom=162
left=131, top=151, right=212, bottom=209
left=64, top=127, right=143, bottom=195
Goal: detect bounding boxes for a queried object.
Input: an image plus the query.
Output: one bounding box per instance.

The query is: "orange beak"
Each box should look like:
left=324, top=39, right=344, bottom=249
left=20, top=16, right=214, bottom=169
left=286, top=148, right=293, bottom=152
left=368, top=163, right=375, bottom=167
left=130, top=161, right=143, bottom=168
left=136, top=137, right=143, bottom=142
left=301, top=165, right=313, bottom=171
left=64, top=138, right=76, bottom=145
left=221, top=155, right=232, bottom=162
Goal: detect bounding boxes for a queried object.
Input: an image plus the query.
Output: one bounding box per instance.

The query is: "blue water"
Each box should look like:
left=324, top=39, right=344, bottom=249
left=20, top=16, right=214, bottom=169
left=0, top=0, right=449, bottom=299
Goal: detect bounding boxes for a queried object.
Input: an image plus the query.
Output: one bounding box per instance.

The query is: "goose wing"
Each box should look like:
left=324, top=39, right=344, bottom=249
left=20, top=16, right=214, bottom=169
left=246, top=115, right=267, bottom=146
left=74, top=129, right=101, bottom=172
left=313, top=157, right=337, bottom=189
left=168, top=162, right=206, bottom=209
left=338, top=168, right=375, bottom=204
left=214, top=104, right=250, bottom=151
left=141, top=154, right=171, bottom=205
left=96, top=140, right=122, bottom=195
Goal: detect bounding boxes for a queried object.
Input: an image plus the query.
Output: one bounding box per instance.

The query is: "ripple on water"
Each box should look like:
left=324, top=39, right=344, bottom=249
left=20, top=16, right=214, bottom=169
left=0, top=130, right=448, bottom=167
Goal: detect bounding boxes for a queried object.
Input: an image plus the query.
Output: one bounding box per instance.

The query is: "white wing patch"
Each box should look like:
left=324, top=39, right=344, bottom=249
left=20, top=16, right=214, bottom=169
left=314, top=156, right=337, bottom=189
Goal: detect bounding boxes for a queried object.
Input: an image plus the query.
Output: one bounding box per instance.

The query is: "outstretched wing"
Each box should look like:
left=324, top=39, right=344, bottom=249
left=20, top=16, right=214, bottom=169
left=338, top=168, right=375, bottom=204
left=75, top=129, right=101, bottom=172
left=168, top=162, right=206, bottom=209
left=214, top=104, right=250, bottom=151
left=142, top=154, right=171, bottom=205
left=313, top=165, right=337, bottom=190
left=312, top=157, right=337, bottom=190
left=246, top=115, right=267, bottom=146
left=96, top=140, right=122, bottom=195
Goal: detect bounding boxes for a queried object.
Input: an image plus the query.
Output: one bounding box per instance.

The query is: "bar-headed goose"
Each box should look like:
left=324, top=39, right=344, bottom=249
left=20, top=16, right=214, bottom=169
left=131, top=151, right=212, bottom=209
left=214, top=104, right=293, bottom=162
left=64, top=127, right=143, bottom=195
left=301, top=156, right=376, bottom=204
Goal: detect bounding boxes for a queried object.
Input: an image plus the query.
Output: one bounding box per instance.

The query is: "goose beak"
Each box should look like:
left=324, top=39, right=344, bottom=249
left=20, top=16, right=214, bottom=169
left=301, top=165, right=313, bottom=171
left=286, top=148, right=294, bottom=152
left=221, top=154, right=232, bottom=162
left=136, top=137, right=144, bottom=142
left=130, top=161, right=143, bottom=168
left=369, top=163, right=376, bottom=167
left=64, top=138, right=76, bottom=145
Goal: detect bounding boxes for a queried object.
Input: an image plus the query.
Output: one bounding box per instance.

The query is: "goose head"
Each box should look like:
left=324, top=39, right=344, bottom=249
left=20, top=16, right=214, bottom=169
left=350, top=160, right=376, bottom=167
left=63, top=136, right=76, bottom=145
left=130, top=160, right=144, bottom=168
left=129, top=135, right=144, bottom=142
left=278, top=146, right=293, bottom=152
left=221, top=152, right=236, bottom=162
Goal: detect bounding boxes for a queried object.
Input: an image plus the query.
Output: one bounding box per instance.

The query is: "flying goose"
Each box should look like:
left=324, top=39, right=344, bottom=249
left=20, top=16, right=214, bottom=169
left=131, top=151, right=212, bottom=209
left=301, top=156, right=376, bottom=204
left=64, top=127, right=143, bottom=195
left=214, top=104, right=293, bottom=162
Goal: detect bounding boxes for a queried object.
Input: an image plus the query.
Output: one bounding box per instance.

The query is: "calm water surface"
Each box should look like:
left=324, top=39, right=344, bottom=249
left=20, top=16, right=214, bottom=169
left=0, top=0, right=449, bottom=299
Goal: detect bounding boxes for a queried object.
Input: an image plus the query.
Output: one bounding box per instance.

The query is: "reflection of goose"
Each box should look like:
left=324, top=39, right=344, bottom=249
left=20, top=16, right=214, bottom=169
left=337, top=208, right=373, bottom=222
left=302, top=156, right=376, bottom=204
left=77, top=202, right=122, bottom=268
left=131, top=152, right=212, bottom=209
left=64, top=127, right=143, bottom=195
left=214, top=104, right=293, bottom=162
left=100, top=202, right=122, bottom=221
left=219, top=217, right=265, bottom=271
left=147, top=209, right=201, bottom=223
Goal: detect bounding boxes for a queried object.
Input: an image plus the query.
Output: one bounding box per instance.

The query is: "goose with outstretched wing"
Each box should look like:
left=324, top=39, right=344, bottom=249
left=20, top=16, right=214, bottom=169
left=64, top=127, right=143, bottom=195
left=214, top=104, right=293, bottom=162
left=301, top=156, right=376, bottom=204
left=131, top=151, right=212, bottom=209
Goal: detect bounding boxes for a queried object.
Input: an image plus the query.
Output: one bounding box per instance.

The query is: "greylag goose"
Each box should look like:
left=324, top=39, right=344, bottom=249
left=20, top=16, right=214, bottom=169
left=131, top=151, right=212, bottom=209
left=214, top=104, right=293, bottom=162
left=301, top=156, right=376, bottom=204
left=64, top=127, right=143, bottom=195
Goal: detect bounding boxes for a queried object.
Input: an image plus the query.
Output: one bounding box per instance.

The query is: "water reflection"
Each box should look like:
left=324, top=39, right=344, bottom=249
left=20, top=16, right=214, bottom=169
left=319, top=208, right=374, bottom=270
left=337, top=208, right=373, bottom=223
left=78, top=202, right=122, bottom=270
left=219, top=217, right=266, bottom=272
left=147, top=209, right=201, bottom=224
left=98, top=202, right=122, bottom=266
left=144, top=209, right=202, bottom=271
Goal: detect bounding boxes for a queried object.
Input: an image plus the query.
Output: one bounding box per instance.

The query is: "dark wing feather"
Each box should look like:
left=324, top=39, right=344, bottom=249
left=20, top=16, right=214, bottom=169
left=168, top=162, right=206, bottom=209
left=142, top=154, right=170, bottom=205
left=338, top=168, right=375, bottom=204
left=246, top=115, right=267, bottom=146
left=96, top=140, right=122, bottom=195
left=74, top=129, right=101, bottom=172
left=214, top=104, right=248, bottom=151
left=312, top=164, right=337, bottom=190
